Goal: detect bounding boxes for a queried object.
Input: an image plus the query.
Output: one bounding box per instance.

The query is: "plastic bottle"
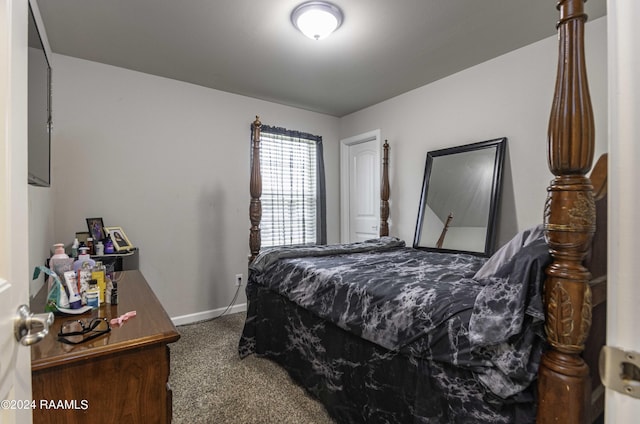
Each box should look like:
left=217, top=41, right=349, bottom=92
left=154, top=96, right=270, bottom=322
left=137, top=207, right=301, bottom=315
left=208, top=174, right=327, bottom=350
left=110, top=281, right=118, bottom=305
left=51, top=243, right=69, bottom=259
left=95, top=241, right=104, bottom=256
left=104, top=236, right=115, bottom=254
left=86, top=279, right=100, bottom=308
left=74, top=248, right=96, bottom=304
left=73, top=247, right=96, bottom=273
left=91, top=261, right=107, bottom=304
left=86, top=237, right=94, bottom=255
left=71, top=238, right=79, bottom=258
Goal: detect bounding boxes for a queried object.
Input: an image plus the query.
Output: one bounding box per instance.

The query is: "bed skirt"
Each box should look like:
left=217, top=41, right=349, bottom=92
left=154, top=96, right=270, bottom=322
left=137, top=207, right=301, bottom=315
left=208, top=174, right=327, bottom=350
left=239, top=283, right=537, bottom=424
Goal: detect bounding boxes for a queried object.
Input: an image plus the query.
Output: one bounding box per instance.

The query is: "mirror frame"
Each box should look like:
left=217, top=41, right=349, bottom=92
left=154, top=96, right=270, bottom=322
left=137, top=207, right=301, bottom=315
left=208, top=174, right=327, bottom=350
left=27, top=2, right=53, bottom=187
left=413, top=137, right=506, bottom=257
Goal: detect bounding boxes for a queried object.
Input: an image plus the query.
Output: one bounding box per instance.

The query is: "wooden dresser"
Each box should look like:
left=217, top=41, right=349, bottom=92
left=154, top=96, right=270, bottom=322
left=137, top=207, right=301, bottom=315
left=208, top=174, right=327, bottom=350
left=30, top=270, right=180, bottom=424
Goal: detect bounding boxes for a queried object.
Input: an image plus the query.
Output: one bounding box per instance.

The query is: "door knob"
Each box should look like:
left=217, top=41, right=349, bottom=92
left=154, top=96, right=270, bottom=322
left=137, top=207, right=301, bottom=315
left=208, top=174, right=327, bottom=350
left=14, top=304, right=54, bottom=346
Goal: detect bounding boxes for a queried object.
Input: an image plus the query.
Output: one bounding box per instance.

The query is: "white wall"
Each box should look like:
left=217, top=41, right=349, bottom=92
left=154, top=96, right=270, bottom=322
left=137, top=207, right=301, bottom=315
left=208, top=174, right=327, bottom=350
left=28, top=185, right=54, bottom=294
left=340, top=17, right=608, bottom=248
left=43, top=17, right=607, bottom=322
left=51, top=55, right=340, bottom=320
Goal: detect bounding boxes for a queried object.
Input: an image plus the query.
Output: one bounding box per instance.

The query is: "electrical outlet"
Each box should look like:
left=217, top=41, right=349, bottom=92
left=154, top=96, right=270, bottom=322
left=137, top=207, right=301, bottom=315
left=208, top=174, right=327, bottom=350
left=235, top=273, right=243, bottom=286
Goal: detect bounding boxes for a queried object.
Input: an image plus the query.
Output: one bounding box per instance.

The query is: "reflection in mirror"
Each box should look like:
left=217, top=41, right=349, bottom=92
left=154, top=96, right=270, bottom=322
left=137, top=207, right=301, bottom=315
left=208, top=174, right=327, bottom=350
left=413, top=138, right=506, bottom=256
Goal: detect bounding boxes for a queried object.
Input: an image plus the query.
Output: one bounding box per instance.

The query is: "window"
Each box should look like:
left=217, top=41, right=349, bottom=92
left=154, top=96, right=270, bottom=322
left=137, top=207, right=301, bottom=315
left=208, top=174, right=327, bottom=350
left=257, top=125, right=326, bottom=247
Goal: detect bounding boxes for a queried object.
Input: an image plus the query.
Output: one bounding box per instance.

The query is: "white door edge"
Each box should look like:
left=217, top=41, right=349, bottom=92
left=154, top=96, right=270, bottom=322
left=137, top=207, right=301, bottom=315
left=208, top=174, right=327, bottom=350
left=605, top=0, right=640, bottom=421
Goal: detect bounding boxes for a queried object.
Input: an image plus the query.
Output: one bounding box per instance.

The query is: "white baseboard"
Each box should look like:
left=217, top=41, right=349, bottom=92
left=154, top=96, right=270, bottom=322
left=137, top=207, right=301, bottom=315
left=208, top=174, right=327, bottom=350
left=171, top=302, right=247, bottom=326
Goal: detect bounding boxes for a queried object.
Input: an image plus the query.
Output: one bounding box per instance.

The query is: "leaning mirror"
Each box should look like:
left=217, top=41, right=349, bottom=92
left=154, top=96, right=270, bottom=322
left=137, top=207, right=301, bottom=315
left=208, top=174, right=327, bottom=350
left=413, top=138, right=506, bottom=257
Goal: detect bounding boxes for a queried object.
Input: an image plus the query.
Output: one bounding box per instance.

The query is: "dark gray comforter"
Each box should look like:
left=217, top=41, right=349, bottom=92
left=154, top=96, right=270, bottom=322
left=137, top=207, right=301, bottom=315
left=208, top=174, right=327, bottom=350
left=240, top=236, right=551, bottom=423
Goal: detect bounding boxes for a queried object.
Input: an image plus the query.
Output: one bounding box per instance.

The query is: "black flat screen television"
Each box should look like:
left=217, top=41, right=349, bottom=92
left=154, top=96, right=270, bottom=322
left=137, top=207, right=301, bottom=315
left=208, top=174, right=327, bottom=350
left=27, top=3, right=52, bottom=187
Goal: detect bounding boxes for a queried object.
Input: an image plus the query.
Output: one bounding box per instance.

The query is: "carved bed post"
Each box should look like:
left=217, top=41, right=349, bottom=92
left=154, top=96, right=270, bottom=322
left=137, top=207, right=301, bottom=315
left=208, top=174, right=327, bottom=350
left=380, top=140, right=390, bottom=237
left=249, top=116, right=262, bottom=263
left=536, top=1, right=595, bottom=423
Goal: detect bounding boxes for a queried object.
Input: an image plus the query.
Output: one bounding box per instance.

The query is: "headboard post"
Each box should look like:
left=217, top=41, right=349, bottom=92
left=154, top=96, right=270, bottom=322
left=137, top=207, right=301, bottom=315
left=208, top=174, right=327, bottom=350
left=380, top=140, right=390, bottom=237
left=249, top=116, right=262, bottom=263
left=536, top=1, right=595, bottom=423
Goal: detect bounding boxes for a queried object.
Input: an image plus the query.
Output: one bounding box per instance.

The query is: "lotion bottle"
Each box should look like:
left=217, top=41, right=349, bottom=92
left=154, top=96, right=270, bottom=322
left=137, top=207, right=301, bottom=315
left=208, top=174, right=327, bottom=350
left=73, top=247, right=96, bottom=273
left=51, top=243, right=69, bottom=259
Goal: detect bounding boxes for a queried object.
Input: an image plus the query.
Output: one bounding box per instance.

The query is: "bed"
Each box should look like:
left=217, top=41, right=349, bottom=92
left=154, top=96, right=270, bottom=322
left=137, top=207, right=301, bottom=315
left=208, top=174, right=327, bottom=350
left=240, top=1, right=606, bottom=422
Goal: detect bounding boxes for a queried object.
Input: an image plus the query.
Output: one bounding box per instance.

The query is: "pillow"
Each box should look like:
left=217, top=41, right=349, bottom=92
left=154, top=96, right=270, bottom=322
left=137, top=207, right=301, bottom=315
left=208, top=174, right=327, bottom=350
left=473, top=224, right=545, bottom=280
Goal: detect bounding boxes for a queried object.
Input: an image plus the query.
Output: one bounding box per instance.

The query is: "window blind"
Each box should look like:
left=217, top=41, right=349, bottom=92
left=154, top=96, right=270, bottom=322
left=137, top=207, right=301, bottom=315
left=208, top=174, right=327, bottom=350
left=258, top=126, right=324, bottom=247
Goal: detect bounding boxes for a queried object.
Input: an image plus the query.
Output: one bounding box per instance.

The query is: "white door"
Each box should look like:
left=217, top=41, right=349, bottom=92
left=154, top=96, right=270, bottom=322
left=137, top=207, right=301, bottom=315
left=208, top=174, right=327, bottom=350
left=605, top=0, right=640, bottom=421
left=340, top=130, right=381, bottom=243
left=1, top=1, right=35, bottom=423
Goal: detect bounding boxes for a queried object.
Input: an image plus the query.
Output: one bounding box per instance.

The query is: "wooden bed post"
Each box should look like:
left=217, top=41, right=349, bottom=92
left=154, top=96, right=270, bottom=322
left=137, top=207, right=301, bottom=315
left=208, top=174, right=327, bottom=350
left=380, top=140, right=390, bottom=237
left=537, top=1, right=595, bottom=423
left=249, top=116, right=262, bottom=263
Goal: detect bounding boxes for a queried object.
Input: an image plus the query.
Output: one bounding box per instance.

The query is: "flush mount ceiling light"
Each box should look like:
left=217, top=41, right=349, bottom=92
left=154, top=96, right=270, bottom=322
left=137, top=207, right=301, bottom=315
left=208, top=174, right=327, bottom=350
left=291, top=1, right=343, bottom=40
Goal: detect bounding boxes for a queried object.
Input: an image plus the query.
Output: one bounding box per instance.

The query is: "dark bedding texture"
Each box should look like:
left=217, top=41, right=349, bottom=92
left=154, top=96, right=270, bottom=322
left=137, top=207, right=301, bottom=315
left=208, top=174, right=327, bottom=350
left=239, top=236, right=551, bottom=423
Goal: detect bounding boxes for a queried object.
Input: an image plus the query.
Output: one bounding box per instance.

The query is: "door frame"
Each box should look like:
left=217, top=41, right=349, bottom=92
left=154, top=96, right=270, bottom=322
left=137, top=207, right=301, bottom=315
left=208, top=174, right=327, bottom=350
left=339, top=129, right=381, bottom=243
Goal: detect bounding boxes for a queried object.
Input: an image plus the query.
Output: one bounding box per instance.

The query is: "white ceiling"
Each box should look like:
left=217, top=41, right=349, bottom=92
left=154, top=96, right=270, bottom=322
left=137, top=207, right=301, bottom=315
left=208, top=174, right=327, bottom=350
left=36, top=0, right=606, bottom=117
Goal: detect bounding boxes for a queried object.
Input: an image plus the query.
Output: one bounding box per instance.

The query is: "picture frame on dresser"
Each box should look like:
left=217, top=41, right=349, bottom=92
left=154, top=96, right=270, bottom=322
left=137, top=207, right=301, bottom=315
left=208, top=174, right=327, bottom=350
left=75, top=231, right=90, bottom=244
left=86, top=217, right=106, bottom=241
left=105, top=226, right=133, bottom=252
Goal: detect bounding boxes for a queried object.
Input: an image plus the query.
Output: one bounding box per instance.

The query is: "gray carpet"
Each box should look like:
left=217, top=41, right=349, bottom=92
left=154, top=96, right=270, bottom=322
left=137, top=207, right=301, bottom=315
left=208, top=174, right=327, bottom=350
left=169, top=312, right=335, bottom=424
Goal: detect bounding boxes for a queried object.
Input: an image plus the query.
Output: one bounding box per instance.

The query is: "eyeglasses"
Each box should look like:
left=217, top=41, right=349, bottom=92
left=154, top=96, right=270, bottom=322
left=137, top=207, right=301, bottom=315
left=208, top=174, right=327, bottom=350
left=57, top=318, right=111, bottom=345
